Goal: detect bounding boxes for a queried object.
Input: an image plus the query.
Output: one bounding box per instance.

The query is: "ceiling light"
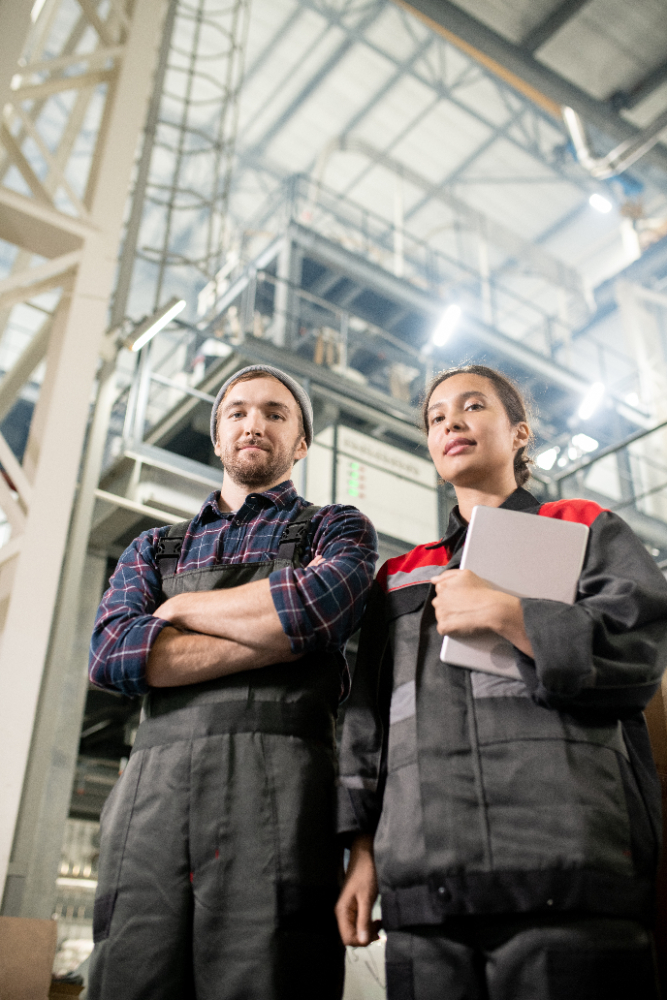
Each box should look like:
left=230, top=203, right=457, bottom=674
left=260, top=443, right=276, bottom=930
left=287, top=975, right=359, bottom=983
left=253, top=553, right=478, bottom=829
left=129, top=297, right=186, bottom=352
left=432, top=305, right=462, bottom=347
left=571, top=433, right=599, bottom=453
left=589, top=193, right=612, bottom=214
left=536, top=447, right=559, bottom=471
left=577, top=382, right=604, bottom=420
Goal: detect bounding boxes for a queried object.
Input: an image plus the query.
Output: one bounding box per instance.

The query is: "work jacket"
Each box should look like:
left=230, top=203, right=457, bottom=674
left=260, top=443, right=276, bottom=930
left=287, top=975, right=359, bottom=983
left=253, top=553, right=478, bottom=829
left=337, top=487, right=667, bottom=929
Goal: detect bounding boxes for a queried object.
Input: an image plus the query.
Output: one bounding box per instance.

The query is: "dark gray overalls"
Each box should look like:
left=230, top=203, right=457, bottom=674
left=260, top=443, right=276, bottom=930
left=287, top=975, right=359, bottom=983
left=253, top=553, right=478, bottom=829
left=88, top=506, right=345, bottom=1000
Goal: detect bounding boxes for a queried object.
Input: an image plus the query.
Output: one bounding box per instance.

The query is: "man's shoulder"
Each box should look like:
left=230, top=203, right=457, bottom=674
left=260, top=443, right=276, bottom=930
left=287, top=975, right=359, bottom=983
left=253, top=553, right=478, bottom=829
left=117, top=523, right=167, bottom=567
left=302, top=501, right=375, bottom=528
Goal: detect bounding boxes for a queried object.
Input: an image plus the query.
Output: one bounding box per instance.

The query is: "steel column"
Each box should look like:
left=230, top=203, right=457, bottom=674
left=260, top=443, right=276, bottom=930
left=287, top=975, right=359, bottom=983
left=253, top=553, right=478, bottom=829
left=0, top=0, right=168, bottom=911
left=0, top=3, right=32, bottom=113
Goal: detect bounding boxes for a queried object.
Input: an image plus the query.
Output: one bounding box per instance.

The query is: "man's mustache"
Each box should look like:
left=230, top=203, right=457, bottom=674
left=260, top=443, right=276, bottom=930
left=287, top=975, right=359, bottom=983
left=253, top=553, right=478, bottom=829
left=236, top=438, right=270, bottom=452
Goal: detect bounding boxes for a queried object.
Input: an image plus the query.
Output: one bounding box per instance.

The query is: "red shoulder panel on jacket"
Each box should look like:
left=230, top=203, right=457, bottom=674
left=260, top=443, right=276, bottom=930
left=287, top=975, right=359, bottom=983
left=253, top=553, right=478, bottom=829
left=539, top=497, right=607, bottom=527
left=377, top=541, right=450, bottom=592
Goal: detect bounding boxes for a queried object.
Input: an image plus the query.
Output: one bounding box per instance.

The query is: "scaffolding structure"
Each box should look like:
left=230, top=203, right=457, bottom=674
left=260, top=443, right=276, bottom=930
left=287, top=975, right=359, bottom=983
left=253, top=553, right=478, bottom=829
left=0, top=0, right=168, bottom=919
left=113, top=0, right=251, bottom=328
left=0, top=0, right=254, bottom=936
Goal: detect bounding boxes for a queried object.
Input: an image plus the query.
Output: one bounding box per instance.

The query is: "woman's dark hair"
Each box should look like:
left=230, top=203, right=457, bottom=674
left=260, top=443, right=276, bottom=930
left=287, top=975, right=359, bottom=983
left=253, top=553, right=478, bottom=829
left=422, top=364, right=534, bottom=487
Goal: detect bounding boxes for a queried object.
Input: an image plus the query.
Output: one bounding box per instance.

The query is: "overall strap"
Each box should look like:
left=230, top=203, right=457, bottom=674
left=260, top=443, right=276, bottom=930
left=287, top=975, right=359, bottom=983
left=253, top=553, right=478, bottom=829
left=155, top=519, right=191, bottom=578
left=277, top=504, right=321, bottom=564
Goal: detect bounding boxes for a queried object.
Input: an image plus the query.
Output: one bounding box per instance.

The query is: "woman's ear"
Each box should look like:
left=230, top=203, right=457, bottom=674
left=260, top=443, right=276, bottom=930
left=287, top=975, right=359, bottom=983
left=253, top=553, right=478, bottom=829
left=512, top=421, right=531, bottom=453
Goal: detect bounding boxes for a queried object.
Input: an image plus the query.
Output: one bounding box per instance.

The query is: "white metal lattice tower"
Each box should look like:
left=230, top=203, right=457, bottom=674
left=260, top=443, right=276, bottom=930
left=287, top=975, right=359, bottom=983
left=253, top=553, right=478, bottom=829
left=0, top=0, right=168, bottom=915
left=0, top=0, right=253, bottom=924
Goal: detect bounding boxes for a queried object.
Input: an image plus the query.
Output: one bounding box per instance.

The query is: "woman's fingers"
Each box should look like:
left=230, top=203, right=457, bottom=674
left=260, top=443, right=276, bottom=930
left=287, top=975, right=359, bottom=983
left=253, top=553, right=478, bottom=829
left=334, top=891, right=358, bottom=945
left=356, top=889, right=375, bottom=945
left=335, top=885, right=379, bottom=947
left=336, top=833, right=379, bottom=947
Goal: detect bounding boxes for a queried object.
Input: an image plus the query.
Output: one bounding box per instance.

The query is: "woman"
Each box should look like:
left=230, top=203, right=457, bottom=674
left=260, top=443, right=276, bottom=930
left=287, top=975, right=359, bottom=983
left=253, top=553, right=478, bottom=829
left=335, top=365, right=667, bottom=1000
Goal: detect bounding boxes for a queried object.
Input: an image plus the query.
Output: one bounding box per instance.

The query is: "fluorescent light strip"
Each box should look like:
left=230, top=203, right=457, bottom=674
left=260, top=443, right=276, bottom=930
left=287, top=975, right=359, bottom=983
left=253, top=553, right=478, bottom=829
left=56, top=877, right=98, bottom=889
left=432, top=304, right=462, bottom=347
left=131, top=299, right=187, bottom=352
left=578, top=382, right=605, bottom=420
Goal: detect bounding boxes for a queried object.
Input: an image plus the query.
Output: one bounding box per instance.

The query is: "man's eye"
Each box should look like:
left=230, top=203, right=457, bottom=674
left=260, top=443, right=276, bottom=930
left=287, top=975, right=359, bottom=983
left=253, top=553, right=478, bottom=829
left=466, top=403, right=483, bottom=411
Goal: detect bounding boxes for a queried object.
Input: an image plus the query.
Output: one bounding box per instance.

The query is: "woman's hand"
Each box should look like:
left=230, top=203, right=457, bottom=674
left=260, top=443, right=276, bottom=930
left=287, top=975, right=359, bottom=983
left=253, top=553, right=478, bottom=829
left=431, top=569, right=534, bottom=658
left=335, top=834, right=381, bottom=947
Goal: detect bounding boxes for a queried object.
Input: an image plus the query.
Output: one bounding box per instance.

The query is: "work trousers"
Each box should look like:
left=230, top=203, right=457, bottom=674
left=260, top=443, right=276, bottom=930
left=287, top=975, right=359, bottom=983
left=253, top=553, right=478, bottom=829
left=87, top=730, right=345, bottom=1000
left=385, top=915, right=659, bottom=1000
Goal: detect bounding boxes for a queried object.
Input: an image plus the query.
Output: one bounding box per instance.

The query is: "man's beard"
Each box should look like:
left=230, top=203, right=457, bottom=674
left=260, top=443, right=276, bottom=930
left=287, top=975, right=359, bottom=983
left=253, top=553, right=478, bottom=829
left=220, top=436, right=300, bottom=489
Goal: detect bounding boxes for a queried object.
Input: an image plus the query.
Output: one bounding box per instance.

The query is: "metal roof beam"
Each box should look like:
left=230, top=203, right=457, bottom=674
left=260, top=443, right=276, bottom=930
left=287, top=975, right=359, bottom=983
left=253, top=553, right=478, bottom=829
left=521, top=0, right=594, bottom=55
left=242, top=5, right=304, bottom=87
left=244, top=2, right=384, bottom=161
left=613, top=57, right=667, bottom=112
left=392, top=0, right=667, bottom=175
left=402, top=103, right=528, bottom=228
left=335, top=34, right=434, bottom=140
left=295, top=0, right=595, bottom=201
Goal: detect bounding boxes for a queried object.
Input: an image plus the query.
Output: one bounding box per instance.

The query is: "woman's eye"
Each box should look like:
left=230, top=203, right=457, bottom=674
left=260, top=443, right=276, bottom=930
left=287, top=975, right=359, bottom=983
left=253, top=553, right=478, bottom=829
left=431, top=414, right=444, bottom=425
left=466, top=402, right=483, bottom=411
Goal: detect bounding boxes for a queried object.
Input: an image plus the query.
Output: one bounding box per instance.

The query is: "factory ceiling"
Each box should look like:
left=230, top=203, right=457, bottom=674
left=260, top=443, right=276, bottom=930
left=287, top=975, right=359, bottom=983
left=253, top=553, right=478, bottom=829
left=223, top=0, right=667, bottom=304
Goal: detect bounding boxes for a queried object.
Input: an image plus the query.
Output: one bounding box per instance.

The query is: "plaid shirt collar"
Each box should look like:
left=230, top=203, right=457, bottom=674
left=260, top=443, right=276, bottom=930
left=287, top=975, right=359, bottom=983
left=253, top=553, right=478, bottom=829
left=197, top=480, right=300, bottom=524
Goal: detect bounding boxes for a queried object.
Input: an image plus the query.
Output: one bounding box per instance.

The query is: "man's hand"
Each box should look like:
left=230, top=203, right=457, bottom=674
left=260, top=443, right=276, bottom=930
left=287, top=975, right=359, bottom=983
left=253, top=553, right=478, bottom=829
left=335, top=834, right=380, bottom=947
left=431, top=569, right=534, bottom=658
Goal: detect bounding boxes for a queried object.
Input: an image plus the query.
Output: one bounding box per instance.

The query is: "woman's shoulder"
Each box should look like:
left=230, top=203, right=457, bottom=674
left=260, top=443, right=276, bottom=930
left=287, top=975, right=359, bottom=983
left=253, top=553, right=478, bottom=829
left=538, top=497, right=608, bottom=527
left=376, top=539, right=450, bottom=593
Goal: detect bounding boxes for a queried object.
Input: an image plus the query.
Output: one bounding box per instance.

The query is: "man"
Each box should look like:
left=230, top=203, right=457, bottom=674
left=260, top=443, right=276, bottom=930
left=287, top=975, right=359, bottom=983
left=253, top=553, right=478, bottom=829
left=87, top=364, right=377, bottom=1000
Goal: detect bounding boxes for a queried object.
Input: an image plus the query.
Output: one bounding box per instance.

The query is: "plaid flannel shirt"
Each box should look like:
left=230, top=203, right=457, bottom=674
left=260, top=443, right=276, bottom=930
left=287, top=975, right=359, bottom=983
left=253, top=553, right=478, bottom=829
left=88, top=480, right=378, bottom=698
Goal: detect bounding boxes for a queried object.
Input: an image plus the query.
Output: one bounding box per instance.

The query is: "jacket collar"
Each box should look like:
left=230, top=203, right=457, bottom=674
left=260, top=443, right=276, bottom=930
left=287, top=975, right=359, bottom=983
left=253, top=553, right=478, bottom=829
left=439, top=486, right=540, bottom=553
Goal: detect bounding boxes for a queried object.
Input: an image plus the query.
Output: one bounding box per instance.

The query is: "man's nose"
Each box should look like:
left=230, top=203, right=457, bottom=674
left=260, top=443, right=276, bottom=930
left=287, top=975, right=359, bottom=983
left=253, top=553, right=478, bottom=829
left=242, top=412, right=263, bottom=435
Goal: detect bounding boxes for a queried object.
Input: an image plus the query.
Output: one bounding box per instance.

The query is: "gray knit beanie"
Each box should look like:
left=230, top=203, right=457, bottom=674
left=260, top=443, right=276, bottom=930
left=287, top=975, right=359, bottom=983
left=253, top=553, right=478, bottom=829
left=210, top=365, right=313, bottom=446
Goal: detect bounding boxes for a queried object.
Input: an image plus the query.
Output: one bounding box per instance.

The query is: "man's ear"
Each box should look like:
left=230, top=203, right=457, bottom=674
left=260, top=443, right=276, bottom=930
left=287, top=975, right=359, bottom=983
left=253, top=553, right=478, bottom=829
left=293, top=437, right=308, bottom=463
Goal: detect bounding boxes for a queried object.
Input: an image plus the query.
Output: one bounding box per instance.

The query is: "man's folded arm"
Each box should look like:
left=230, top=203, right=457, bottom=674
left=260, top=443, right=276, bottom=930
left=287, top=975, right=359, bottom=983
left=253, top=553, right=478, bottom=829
left=270, top=506, right=378, bottom=654
left=89, top=507, right=377, bottom=695
left=145, top=626, right=300, bottom=687
left=153, top=506, right=378, bottom=656
left=89, top=530, right=174, bottom=696
left=152, top=577, right=291, bottom=651
left=88, top=529, right=286, bottom=695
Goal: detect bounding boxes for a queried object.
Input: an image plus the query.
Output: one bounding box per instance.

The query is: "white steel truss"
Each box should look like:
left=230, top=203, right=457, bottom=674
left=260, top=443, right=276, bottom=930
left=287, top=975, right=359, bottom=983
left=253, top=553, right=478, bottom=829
left=0, top=0, right=168, bottom=915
